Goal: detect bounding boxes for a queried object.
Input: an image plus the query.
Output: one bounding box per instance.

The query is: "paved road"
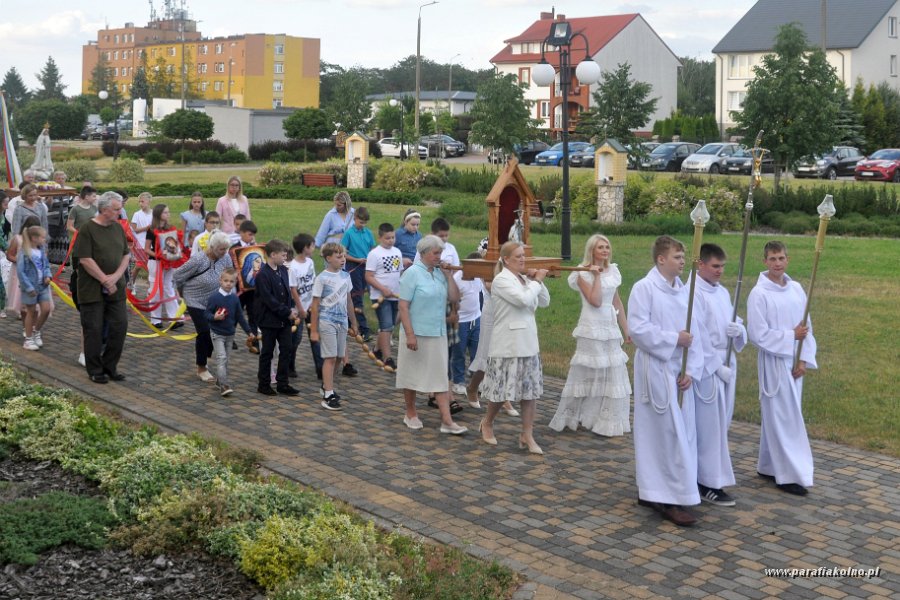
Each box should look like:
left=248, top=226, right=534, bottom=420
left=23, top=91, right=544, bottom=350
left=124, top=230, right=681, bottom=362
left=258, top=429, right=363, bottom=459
left=1, top=299, right=897, bottom=599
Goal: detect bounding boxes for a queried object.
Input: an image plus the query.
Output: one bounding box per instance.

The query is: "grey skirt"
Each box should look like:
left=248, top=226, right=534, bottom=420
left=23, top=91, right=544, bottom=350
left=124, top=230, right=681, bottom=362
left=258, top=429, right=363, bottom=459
left=395, top=330, right=449, bottom=393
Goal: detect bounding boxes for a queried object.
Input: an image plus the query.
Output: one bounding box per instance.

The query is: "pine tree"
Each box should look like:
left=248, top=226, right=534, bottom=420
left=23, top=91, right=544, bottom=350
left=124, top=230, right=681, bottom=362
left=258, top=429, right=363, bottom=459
left=131, top=67, right=149, bottom=100
left=34, top=57, right=67, bottom=101
left=1, top=67, right=31, bottom=110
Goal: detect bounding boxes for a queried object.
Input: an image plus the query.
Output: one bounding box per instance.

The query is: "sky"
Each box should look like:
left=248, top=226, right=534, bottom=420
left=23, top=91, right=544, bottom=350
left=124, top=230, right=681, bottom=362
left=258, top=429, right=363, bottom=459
left=0, top=0, right=756, bottom=94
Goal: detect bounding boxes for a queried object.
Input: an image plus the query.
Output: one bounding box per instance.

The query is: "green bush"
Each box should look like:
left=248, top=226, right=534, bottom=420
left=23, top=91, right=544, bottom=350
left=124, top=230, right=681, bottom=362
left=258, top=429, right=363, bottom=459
left=436, top=193, right=488, bottom=229
left=56, top=160, right=98, bottom=183
left=0, top=491, right=117, bottom=565
left=270, top=566, right=401, bottom=600
left=144, top=149, right=168, bottom=165
left=271, top=151, right=295, bottom=163
left=444, top=166, right=497, bottom=194
left=106, top=157, right=144, bottom=182
left=240, top=513, right=379, bottom=589
left=533, top=173, right=562, bottom=202
left=259, top=163, right=304, bottom=186
left=372, top=160, right=447, bottom=192
left=221, top=148, right=248, bottom=163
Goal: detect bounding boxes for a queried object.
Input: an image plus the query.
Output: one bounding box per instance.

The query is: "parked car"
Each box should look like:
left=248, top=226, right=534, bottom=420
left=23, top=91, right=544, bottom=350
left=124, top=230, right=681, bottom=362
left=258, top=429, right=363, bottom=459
left=724, top=148, right=775, bottom=175
left=90, top=126, right=118, bottom=141
left=419, top=134, right=466, bottom=158
left=627, top=142, right=660, bottom=169
left=378, top=137, right=427, bottom=160
left=640, top=142, right=701, bottom=171
left=794, top=146, right=865, bottom=180
left=853, top=148, right=900, bottom=182
left=680, top=142, right=741, bottom=174
left=568, top=146, right=597, bottom=168
left=487, top=140, right=551, bottom=165
left=534, top=141, right=592, bottom=166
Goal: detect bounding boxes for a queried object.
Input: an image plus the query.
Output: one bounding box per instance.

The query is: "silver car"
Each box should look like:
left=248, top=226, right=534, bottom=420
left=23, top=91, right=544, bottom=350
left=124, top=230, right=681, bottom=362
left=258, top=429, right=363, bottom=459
left=680, top=142, right=741, bottom=174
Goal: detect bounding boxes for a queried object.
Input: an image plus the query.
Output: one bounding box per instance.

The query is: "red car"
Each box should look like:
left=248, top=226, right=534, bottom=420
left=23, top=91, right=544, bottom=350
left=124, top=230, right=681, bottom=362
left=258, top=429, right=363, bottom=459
left=854, top=148, right=900, bottom=182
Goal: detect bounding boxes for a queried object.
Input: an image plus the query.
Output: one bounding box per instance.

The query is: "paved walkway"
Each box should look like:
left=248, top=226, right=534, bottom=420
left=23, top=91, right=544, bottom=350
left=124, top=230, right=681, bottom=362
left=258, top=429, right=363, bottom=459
left=1, top=301, right=897, bottom=600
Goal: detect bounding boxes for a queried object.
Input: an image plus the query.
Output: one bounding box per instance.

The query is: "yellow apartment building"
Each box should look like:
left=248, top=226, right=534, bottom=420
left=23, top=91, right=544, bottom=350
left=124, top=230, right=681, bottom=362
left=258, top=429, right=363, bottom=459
left=81, top=18, right=320, bottom=110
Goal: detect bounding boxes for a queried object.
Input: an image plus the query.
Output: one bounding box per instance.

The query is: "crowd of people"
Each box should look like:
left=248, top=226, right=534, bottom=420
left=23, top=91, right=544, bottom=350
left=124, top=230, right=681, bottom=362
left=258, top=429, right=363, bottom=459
left=0, top=178, right=820, bottom=529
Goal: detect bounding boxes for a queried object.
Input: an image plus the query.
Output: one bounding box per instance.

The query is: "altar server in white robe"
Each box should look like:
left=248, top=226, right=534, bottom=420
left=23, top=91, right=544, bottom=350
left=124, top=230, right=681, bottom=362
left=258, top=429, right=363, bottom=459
left=692, top=243, right=747, bottom=507
left=628, top=236, right=707, bottom=527
left=746, top=241, right=817, bottom=496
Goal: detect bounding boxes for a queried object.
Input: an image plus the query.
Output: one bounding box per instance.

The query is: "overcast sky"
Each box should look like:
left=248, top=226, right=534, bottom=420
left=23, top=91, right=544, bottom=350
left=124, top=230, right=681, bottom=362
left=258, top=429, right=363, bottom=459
left=0, top=0, right=755, bottom=93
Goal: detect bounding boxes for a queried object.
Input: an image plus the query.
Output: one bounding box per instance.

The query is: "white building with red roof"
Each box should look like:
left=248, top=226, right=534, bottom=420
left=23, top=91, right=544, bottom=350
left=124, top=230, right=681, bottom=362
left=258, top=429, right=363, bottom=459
left=491, top=10, right=680, bottom=138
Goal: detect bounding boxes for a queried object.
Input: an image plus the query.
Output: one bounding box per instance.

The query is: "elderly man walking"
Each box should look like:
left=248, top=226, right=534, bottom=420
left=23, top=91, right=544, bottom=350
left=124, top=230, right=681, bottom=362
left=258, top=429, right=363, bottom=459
left=72, top=191, right=131, bottom=383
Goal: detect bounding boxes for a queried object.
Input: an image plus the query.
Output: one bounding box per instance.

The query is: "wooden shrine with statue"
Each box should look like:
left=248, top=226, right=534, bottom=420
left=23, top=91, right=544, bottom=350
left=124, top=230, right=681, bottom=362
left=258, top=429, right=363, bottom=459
left=459, top=158, right=565, bottom=282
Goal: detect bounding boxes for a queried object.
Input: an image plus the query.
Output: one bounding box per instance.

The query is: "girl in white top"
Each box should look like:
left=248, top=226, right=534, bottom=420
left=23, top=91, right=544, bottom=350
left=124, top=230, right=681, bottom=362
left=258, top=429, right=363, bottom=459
left=549, top=234, right=632, bottom=436
left=130, top=192, right=154, bottom=249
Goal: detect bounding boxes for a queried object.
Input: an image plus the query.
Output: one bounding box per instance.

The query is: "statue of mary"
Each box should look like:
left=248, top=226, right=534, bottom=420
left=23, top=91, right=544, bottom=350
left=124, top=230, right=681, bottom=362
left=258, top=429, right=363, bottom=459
left=29, top=126, right=54, bottom=180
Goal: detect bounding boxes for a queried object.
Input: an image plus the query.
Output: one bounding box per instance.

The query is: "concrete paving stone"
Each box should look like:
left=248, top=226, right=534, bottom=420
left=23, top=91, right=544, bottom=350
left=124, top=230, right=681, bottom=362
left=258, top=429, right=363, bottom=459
left=5, top=304, right=900, bottom=600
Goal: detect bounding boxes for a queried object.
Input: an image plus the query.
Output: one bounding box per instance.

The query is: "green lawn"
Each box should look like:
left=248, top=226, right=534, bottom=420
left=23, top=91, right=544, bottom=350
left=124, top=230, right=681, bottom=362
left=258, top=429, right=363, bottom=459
left=135, top=195, right=899, bottom=457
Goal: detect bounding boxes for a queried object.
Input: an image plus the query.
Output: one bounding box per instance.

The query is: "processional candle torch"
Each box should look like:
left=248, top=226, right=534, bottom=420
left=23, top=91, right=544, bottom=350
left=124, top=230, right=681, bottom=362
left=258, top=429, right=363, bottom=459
left=794, top=194, right=836, bottom=370
left=725, top=130, right=764, bottom=365
left=679, top=199, right=710, bottom=406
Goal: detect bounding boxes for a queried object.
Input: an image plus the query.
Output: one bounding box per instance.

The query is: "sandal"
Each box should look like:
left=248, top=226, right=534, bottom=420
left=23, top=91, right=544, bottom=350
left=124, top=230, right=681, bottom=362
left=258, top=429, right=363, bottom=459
left=427, top=396, right=464, bottom=415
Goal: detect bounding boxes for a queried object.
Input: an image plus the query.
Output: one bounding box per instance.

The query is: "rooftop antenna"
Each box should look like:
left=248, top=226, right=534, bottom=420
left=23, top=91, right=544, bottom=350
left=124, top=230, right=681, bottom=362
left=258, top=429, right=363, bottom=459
left=148, top=0, right=157, bottom=22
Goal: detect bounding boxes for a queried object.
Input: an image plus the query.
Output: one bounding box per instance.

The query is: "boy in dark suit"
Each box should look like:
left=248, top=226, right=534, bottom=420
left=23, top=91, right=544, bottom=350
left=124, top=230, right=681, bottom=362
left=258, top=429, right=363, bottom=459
left=254, top=239, right=299, bottom=396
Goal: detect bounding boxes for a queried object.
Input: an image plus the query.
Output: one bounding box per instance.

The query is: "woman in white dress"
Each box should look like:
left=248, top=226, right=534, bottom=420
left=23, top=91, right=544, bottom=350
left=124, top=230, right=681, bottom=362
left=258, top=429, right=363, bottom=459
left=549, top=234, right=632, bottom=436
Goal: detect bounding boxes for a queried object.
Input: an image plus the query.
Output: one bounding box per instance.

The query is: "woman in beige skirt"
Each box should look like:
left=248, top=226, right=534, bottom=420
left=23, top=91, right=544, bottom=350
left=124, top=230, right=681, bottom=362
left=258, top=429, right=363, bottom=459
left=396, top=235, right=466, bottom=434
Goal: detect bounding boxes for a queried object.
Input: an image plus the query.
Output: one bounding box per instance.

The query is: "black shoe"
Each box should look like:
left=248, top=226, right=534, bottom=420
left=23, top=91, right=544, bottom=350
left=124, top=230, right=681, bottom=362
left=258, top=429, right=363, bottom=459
left=384, top=357, right=396, bottom=369
left=342, top=363, right=358, bottom=377
left=757, top=471, right=776, bottom=481
left=257, top=385, right=277, bottom=396
left=699, top=484, right=736, bottom=507
left=89, top=373, right=109, bottom=384
left=232, top=341, right=238, bottom=350
left=362, top=333, right=373, bottom=343
left=777, top=483, right=808, bottom=496
left=103, top=370, right=126, bottom=382
left=638, top=499, right=698, bottom=526
left=276, top=385, right=300, bottom=396
left=319, top=387, right=341, bottom=401
left=170, top=321, right=185, bottom=330
left=373, top=348, right=383, bottom=360
left=321, top=396, right=343, bottom=411
left=427, top=396, right=463, bottom=415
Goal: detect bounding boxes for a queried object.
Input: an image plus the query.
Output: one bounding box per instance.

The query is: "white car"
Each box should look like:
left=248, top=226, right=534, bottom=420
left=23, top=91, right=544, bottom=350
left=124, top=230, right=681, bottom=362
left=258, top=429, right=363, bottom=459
left=378, top=137, right=428, bottom=160
left=680, top=142, right=742, bottom=174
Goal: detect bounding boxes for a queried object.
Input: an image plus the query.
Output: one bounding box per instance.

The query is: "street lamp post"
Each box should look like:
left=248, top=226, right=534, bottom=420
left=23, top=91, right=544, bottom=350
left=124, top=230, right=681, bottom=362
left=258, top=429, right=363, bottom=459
left=415, top=0, right=438, bottom=161
left=98, top=89, right=120, bottom=161
left=532, top=21, right=601, bottom=260
left=389, top=98, right=407, bottom=160
left=227, top=42, right=236, bottom=106
left=447, top=53, right=461, bottom=116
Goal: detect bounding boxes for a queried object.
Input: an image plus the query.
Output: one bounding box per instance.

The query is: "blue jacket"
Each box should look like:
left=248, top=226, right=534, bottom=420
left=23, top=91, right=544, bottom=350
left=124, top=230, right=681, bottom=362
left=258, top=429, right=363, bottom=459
left=16, top=246, right=51, bottom=294
left=205, top=290, right=251, bottom=336
left=254, top=263, right=294, bottom=329
left=314, top=207, right=355, bottom=247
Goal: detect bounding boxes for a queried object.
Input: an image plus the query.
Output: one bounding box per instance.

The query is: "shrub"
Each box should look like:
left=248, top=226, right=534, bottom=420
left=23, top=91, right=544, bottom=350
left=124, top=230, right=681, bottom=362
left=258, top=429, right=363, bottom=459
left=259, top=163, right=304, bottom=186
left=271, top=151, right=296, bottom=163
left=221, top=148, right=248, bottom=163
left=248, top=139, right=337, bottom=162
left=196, top=149, right=221, bottom=164
left=444, top=166, right=497, bottom=194
left=372, top=160, right=447, bottom=192
left=144, top=149, right=167, bottom=165
left=0, top=492, right=117, bottom=565
left=270, top=566, right=401, bottom=600
left=533, top=174, right=562, bottom=203
left=240, top=513, right=379, bottom=589
left=106, top=157, right=144, bottom=182
left=56, top=160, right=98, bottom=183
left=436, top=193, right=489, bottom=229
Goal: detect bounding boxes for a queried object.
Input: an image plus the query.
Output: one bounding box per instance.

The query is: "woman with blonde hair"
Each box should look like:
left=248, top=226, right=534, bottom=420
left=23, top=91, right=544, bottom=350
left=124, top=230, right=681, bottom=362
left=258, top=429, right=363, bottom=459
left=478, top=241, right=550, bottom=453
left=214, top=176, right=250, bottom=234
left=549, top=234, right=631, bottom=436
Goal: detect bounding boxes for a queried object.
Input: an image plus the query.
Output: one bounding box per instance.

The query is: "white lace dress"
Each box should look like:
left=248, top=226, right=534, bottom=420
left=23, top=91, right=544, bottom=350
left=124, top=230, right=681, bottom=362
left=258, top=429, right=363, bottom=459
left=549, top=265, right=632, bottom=436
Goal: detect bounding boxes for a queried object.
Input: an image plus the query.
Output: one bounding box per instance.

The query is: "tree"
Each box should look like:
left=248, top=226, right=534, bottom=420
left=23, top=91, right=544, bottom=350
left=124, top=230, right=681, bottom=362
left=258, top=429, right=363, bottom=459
left=16, top=100, right=87, bottom=139
left=147, top=56, right=177, bottom=100
left=33, top=57, right=66, bottom=101
left=131, top=67, right=149, bottom=101
left=835, top=88, right=866, bottom=149
left=324, top=69, right=371, bottom=133
left=1, top=67, right=30, bottom=111
left=731, top=23, right=844, bottom=188
left=577, top=62, right=657, bottom=147
left=677, top=57, right=715, bottom=116
left=468, top=73, right=539, bottom=156
left=160, top=108, right=214, bottom=162
left=283, top=107, right=332, bottom=140
left=88, top=54, right=112, bottom=100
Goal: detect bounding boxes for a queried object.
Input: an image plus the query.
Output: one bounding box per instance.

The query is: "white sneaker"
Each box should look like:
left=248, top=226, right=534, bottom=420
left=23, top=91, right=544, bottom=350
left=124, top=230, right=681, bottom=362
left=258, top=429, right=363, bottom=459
left=451, top=383, right=468, bottom=396
left=33, top=330, right=43, bottom=347
left=403, top=415, right=423, bottom=430
left=23, top=337, right=39, bottom=351
left=77, top=353, right=86, bottom=366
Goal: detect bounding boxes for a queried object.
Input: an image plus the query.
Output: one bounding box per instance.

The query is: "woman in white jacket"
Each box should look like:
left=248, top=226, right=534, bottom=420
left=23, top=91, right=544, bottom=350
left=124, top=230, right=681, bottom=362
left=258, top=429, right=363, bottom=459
left=479, top=241, right=550, bottom=453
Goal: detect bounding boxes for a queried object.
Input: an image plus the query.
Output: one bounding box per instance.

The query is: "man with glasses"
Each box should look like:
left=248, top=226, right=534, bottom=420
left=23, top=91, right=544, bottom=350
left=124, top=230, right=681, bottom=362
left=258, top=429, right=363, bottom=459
left=73, top=192, right=131, bottom=384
